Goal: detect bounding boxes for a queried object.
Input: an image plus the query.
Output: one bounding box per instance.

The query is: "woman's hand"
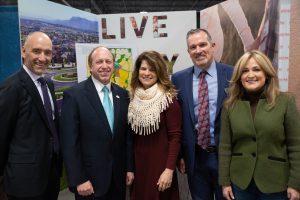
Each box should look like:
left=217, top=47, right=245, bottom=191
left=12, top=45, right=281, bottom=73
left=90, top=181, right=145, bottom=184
left=222, top=185, right=235, bottom=200
left=157, top=168, right=173, bottom=192
left=287, top=187, right=300, bottom=200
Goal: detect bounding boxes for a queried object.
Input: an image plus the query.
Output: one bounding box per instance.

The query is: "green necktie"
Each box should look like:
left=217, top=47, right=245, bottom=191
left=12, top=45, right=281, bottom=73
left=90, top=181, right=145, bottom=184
left=102, top=86, right=114, bottom=132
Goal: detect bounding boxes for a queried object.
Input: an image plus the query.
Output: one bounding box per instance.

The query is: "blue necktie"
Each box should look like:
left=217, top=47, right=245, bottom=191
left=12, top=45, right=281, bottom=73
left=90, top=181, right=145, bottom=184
left=38, top=77, right=59, bottom=153
left=102, top=86, right=114, bottom=132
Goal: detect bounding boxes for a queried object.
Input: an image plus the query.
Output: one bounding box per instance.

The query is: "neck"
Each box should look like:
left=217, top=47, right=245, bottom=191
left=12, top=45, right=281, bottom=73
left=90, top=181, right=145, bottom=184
left=244, top=87, right=265, bottom=105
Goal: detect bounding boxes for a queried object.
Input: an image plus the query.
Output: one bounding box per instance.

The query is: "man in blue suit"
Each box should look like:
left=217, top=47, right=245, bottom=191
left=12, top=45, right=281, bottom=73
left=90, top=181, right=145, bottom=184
left=172, top=28, right=233, bottom=200
left=60, top=46, right=134, bottom=200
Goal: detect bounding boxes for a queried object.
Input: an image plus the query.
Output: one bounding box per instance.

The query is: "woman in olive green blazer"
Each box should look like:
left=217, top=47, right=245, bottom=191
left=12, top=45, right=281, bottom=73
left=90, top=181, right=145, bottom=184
left=219, top=50, right=300, bottom=200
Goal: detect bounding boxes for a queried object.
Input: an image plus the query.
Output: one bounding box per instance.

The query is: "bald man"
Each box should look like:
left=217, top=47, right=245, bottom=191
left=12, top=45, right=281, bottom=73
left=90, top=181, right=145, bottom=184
left=0, top=32, right=61, bottom=200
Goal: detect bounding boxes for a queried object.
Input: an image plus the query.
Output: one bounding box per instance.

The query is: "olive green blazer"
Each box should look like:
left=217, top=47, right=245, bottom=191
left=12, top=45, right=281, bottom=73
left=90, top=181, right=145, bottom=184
left=219, top=94, right=300, bottom=193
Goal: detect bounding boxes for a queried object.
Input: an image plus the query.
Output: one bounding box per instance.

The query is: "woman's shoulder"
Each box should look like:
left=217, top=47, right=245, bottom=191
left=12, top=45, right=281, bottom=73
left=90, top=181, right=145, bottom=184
left=276, top=92, right=295, bottom=102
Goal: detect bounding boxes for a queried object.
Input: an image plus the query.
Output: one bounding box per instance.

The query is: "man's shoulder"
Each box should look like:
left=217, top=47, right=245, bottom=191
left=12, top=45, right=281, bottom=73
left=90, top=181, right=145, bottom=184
left=64, top=79, right=88, bottom=94
left=0, top=69, right=23, bottom=88
left=112, top=83, right=129, bottom=96
left=216, top=62, right=233, bottom=71
left=172, top=66, right=193, bottom=78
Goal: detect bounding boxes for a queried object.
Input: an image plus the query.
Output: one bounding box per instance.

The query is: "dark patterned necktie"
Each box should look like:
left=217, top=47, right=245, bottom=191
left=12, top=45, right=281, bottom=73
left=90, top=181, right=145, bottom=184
left=38, top=77, right=59, bottom=153
left=197, top=71, right=210, bottom=149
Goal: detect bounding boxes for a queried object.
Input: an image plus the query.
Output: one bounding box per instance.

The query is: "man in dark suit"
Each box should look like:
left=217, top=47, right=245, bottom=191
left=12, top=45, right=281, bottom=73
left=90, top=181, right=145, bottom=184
left=0, top=31, right=61, bottom=200
left=172, top=28, right=233, bottom=200
left=60, top=46, right=134, bottom=200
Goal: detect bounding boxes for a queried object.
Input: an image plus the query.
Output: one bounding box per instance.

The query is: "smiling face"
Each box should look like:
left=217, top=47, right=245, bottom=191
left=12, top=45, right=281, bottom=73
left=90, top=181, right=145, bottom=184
left=138, top=60, right=158, bottom=90
left=187, top=31, right=215, bottom=69
left=241, top=58, right=266, bottom=93
left=90, top=47, right=114, bottom=85
left=22, top=32, right=52, bottom=76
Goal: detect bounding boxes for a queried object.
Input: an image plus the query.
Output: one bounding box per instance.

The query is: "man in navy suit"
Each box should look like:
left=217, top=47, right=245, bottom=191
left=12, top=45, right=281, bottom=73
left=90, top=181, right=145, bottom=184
left=172, top=28, right=233, bottom=200
left=0, top=31, right=61, bottom=200
left=60, top=46, right=134, bottom=200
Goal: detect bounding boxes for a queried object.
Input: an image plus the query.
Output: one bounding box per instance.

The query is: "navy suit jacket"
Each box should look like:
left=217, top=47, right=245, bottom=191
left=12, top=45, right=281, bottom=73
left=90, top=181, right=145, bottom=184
left=0, top=68, right=61, bottom=197
left=172, top=62, right=233, bottom=175
left=60, top=77, right=134, bottom=197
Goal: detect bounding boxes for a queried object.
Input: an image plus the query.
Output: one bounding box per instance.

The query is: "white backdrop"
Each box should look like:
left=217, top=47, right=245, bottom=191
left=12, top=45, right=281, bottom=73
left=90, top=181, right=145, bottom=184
left=98, top=11, right=196, bottom=73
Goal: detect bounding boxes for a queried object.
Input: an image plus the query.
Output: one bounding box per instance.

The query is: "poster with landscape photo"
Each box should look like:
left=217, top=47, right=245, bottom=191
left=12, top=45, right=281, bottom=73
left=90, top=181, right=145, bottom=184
left=18, top=0, right=99, bottom=107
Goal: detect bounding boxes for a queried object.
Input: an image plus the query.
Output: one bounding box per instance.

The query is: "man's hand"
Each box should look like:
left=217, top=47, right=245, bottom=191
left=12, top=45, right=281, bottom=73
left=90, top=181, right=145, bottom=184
left=157, top=168, right=173, bottom=192
left=126, top=172, right=134, bottom=186
left=222, top=186, right=235, bottom=200
left=287, top=187, right=300, bottom=200
left=177, top=158, right=186, bottom=174
left=77, top=180, right=94, bottom=196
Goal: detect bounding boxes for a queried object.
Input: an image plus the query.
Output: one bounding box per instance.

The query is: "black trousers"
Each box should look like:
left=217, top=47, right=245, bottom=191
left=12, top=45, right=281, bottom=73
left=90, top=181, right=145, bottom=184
left=7, top=154, right=60, bottom=200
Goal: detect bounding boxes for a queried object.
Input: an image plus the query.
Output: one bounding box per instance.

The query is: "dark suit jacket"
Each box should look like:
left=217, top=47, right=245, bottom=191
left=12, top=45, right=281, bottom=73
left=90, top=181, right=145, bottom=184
left=171, top=62, right=233, bottom=175
left=219, top=94, right=300, bottom=193
left=0, top=68, right=61, bottom=197
left=60, top=77, right=134, bottom=197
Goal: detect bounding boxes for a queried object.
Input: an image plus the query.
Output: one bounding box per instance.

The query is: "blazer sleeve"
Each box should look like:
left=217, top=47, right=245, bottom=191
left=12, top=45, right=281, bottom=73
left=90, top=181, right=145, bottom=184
left=126, top=126, right=134, bottom=172
left=218, top=107, right=232, bottom=186
left=60, top=90, right=88, bottom=187
left=285, top=96, right=300, bottom=190
left=165, top=99, right=182, bottom=170
left=0, top=83, right=19, bottom=175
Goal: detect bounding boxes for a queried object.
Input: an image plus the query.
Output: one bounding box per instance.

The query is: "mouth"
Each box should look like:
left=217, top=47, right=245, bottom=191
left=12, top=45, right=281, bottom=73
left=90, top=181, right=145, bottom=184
left=246, top=80, right=258, bottom=84
left=141, top=77, right=152, bottom=81
left=195, top=54, right=206, bottom=60
left=35, top=64, right=47, bottom=69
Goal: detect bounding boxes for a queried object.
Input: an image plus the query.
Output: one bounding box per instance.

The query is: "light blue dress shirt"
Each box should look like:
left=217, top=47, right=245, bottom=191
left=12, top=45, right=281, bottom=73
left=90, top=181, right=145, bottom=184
left=193, top=61, right=218, bottom=145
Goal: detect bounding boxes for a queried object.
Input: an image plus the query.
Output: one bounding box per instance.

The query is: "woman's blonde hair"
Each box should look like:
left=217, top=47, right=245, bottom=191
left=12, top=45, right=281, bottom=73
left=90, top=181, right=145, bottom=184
left=130, top=50, right=177, bottom=98
left=224, top=50, right=280, bottom=110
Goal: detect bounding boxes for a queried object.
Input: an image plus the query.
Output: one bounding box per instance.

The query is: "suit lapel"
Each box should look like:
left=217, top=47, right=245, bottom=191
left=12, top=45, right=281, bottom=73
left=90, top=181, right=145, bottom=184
left=84, top=77, right=112, bottom=135
left=184, top=67, right=196, bottom=125
left=216, top=63, right=227, bottom=117
left=47, top=80, right=59, bottom=127
left=111, top=83, right=120, bottom=136
left=18, top=69, right=51, bottom=132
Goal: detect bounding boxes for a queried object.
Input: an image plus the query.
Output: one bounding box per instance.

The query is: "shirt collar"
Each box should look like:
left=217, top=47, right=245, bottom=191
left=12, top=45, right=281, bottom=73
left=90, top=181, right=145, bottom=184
left=193, top=60, right=217, bottom=78
left=23, top=65, right=43, bottom=82
left=91, top=75, right=112, bottom=93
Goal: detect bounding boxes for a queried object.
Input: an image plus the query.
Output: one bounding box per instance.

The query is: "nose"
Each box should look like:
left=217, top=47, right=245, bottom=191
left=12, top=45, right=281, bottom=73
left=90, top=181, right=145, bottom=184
left=195, top=45, right=202, bottom=53
left=38, top=52, right=47, bottom=62
left=247, top=70, right=255, bottom=77
left=144, top=69, right=150, bottom=75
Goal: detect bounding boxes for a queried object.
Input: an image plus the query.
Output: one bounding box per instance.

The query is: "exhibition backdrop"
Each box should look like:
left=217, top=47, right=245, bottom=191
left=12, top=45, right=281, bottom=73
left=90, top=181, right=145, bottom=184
left=200, top=0, right=291, bottom=91
left=0, top=0, right=297, bottom=192
left=0, top=6, right=21, bottom=81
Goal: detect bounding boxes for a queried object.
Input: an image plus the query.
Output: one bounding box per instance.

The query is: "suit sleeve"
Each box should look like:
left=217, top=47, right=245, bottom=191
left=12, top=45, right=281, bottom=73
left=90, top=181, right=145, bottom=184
left=218, top=107, right=232, bottom=186
left=125, top=92, right=134, bottom=172
left=285, top=96, right=300, bottom=190
left=0, top=83, right=19, bottom=175
left=0, top=85, right=19, bottom=176
left=126, top=125, right=134, bottom=172
left=60, top=90, right=88, bottom=187
left=165, top=99, right=182, bottom=170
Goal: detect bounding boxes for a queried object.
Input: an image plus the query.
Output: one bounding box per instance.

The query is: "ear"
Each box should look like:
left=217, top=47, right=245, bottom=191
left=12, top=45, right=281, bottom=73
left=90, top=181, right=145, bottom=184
left=211, top=42, right=216, bottom=48
left=21, top=47, right=26, bottom=59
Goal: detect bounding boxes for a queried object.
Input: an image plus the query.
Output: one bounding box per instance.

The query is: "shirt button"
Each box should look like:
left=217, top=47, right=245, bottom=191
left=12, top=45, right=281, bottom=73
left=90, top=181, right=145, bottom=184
left=252, top=153, right=256, bottom=157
